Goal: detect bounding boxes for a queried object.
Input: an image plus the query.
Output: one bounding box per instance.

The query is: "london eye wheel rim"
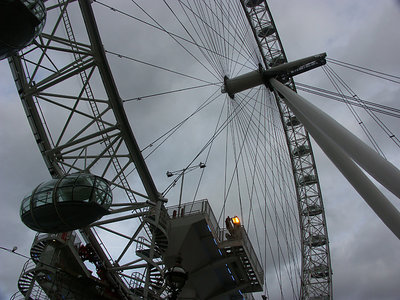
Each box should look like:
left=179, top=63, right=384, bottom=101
left=240, top=1, right=332, bottom=298
left=9, top=0, right=331, bottom=299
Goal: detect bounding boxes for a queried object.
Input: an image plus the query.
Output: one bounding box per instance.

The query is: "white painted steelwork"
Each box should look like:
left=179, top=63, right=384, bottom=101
left=270, top=78, right=400, bottom=239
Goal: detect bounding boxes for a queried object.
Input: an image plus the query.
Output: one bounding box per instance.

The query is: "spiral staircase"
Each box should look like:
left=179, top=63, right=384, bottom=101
left=13, top=232, right=118, bottom=300
left=14, top=233, right=64, bottom=300
left=129, top=206, right=170, bottom=298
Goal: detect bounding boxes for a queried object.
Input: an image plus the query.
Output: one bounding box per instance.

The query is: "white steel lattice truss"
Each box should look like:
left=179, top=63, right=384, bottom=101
left=9, top=0, right=163, bottom=298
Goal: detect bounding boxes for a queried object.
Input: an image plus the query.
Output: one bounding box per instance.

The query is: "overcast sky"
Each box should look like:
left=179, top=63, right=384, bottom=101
left=1, top=1, right=400, bottom=299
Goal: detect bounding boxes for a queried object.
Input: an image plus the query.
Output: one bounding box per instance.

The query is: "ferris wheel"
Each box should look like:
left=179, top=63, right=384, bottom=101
left=13, top=0, right=400, bottom=299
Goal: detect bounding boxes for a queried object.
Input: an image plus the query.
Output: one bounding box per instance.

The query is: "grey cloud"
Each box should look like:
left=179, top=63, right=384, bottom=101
left=1, top=1, right=400, bottom=299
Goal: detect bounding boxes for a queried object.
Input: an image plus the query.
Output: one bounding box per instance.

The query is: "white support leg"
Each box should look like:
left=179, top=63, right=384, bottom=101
left=270, top=78, right=400, bottom=200
left=270, top=78, right=400, bottom=239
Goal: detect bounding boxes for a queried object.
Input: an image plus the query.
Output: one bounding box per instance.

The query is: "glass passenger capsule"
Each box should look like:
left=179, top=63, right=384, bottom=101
left=269, top=54, right=286, bottom=67
left=292, top=144, right=311, bottom=157
left=302, top=204, right=323, bottom=216
left=20, top=173, right=112, bottom=233
left=309, top=265, right=329, bottom=279
left=285, top=115, right=301, bottom=127
left=245, top=0, right=264, bottom=8
left=257, top=25, right=276, bottom=38
left=298, top=174, right=317, bottom=186
left=305, top=234, right=327, bottom=247
left=0, top=0, right=46, bottom=60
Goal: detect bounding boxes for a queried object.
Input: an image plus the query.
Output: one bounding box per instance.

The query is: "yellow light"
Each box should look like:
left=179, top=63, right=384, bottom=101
left=232, top=216, right=240, bottom=225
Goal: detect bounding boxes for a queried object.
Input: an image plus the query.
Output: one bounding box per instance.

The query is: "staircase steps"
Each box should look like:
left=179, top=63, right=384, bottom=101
left=144, top=214, right=169, bottom=254
left=129, top=271, right=163, bottom=299
left=30, top=239, right=47, bottom=263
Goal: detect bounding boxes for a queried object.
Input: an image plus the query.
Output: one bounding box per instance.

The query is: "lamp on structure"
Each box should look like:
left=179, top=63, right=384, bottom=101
left=165, top=257, right=188, bottom=300
left=166, top=162, right=206, bottom=217
left=231, top=216, right=240, bottom=226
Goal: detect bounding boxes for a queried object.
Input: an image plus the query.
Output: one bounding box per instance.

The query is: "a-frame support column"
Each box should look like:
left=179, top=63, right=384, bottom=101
left=270, top=78, right=400, bottom=239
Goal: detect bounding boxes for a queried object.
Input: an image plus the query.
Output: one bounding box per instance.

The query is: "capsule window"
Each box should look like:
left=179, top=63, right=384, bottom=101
left=93, top=188, right=107, bottom=205
left=73, top=185, right=93, bottom=202
left=59, top=176, right=77, bottom=187
left=75, top=175, right=94, bottom=187
left=21, top=196, right=31, bottom=214
left=33, top=190, right=53, bottom=207
left=96, top=179, right=109, bottom=192
left=103, top=194, right=112, bottom=207
left=32, top=181, right=55, bottom=207
left=56, top=186, right=74, bottom=202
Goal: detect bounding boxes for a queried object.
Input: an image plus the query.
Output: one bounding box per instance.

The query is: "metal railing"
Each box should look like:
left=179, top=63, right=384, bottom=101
left=34, top=231, right=81, bottom=247
left=16, top=259, right=50, bottom=300
left=167, top=199, right=220, bottom=239
left=239, top=228, right=264, bottom=282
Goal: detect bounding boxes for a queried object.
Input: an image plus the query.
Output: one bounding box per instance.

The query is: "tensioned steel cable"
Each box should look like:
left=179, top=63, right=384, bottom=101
left=179, top=0, right=258, bottom=77
left=322, top=65, right=385, bottom=156
left=237, top=93, right=298, bottom=219
left=194, top=0, right=227, bottom=75
left=232, top=87, right=262, bottom=224
left=141, top=88, right=222, bottom=156
left=295, top=82, right=400, bottom=118
left=161, top=89, right=254, bottom=196
left=227, top=88, right=300, bottom=297
left=189, top=96, right=229, bottom=204
left=259, top=98, right=300, bottom=296
left=181, top=0, right=226, bottom=77
left=105, top=49, right=215, bottom=85
left=205, top=0, right=261, bottom=72
left=123, top=87, right=221, bottom=180
left=234, top=89, right=300, bottom=242
left=176, top=0, right=225, bottom=77
left=216, top=90, right=259, bottom=223
left=94, top=1, right=252, bottom=72
left=325, top=64, right=400, bottom=149
left=327, top=57, right=400, bottom=84
left=123, top=83, right=217, bottom=102
left=236, top=96, right=298, bottom=219
left=131, top=0, right=221, bottom=82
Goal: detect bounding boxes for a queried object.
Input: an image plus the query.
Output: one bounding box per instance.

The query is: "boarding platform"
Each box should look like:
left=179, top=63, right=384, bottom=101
left=165, top=199, right=263, bottom=299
